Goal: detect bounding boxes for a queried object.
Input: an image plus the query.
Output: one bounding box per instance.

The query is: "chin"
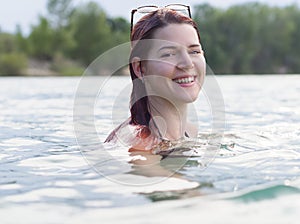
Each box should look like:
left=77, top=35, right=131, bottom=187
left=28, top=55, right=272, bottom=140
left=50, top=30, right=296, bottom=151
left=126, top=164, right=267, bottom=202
left=179, top=93, right=199, bottom=103
left=184, top=89, right=200, bottom=103
left=187, top=96, right=198, bottom=103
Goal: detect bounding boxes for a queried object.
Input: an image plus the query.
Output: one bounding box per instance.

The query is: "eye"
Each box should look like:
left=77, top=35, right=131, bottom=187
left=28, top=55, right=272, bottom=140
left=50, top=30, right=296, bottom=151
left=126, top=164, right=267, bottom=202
left=189, top=49, right=202, bottom=55
left=160, top=52, right=176, bottom=58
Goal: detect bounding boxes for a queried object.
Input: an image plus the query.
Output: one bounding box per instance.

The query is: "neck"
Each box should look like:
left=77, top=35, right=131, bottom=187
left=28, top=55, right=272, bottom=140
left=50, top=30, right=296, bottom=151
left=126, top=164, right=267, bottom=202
left=148, top=96, right=188, bottom=140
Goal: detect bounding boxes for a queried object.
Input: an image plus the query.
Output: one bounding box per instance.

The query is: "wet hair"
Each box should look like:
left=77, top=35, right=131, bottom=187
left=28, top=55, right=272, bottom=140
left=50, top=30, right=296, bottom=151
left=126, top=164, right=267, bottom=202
left=129, top=8, right=201, bottom=126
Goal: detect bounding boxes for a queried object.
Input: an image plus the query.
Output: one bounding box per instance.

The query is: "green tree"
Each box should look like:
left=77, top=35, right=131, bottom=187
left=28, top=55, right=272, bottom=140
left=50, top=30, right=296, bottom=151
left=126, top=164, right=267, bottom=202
left=68, top=2, right=112, bottom=65
left=0, top=32, right=27, bottom=75
left=0, top=32, right=17, bottom=53
left=193, top=3, right=300, bottom=74
left=26, top=0, right=76, bottom=60
left=0, top=52, right=27, bottom=75
left=27, top=17, right=55, bottom=59
left=46, top=0, right=76, bottom=58
left=15, top=25, right=29, bottom=54
left=280, top=5, right=300, bottom=73
left=47, top=0, right=74, bottom=28
left=107, top=17, right=130, bottom=44
left=193, top=4, right=228, bottom=73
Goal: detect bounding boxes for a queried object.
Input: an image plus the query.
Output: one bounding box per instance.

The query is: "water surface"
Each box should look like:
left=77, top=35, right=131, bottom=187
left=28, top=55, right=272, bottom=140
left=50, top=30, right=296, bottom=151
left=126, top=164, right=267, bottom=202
left=1, top=75, right=300, bottom=223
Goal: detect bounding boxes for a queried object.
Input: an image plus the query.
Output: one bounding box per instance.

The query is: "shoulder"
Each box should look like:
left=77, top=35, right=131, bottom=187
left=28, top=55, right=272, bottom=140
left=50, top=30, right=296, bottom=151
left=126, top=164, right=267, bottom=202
left=105, top=119, right=160, bottom=150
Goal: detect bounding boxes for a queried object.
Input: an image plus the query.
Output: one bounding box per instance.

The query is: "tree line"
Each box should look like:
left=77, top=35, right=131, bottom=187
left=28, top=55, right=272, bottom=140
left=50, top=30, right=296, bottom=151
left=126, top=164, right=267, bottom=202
left=194, top=3, right=300, bottom=74
left=0, top=0, right=300, bottom=75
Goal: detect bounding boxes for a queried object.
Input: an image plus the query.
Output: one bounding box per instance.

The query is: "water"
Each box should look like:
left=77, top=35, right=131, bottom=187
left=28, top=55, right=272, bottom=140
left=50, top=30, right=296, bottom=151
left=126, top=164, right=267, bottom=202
left=1, top=75, right=300, bottom=223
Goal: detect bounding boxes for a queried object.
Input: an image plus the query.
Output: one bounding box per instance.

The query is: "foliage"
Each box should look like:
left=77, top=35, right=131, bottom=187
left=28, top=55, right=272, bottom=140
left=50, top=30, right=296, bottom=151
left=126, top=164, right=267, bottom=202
left=0, top=33, right=18, bottom=53
left=107, top=17, right=130, bottom=44
left=51, top=53, right=84, bottom=76
left=67, top=2, right=113, bottom=65
left=0, top=52, right=27, bottom=75
left=27, top=17, right=55, bottom=60
left=193, top=3, right=300, bottom=74
left=47, top=0, right=74, bottom=28
left=1, top=1, right=300, bottom=75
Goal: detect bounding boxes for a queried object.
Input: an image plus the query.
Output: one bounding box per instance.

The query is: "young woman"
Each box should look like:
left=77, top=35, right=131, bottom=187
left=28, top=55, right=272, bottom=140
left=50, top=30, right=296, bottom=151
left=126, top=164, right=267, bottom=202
left=105, top=5, right=206, bottom=153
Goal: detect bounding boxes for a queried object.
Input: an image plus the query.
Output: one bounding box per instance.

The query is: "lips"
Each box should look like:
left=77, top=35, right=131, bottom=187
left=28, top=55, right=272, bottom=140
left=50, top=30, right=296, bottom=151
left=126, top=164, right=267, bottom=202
left=172, top=76, right=196, bottom=84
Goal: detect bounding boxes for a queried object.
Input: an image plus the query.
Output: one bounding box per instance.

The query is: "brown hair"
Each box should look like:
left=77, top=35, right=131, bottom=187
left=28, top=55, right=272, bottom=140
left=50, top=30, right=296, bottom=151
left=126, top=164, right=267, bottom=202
left=129, top=8, right=200, bottom=126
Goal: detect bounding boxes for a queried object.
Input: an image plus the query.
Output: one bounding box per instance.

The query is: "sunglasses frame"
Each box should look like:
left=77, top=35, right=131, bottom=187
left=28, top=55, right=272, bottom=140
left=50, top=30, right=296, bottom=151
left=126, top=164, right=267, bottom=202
left=130, top=4, right=192, bottom=33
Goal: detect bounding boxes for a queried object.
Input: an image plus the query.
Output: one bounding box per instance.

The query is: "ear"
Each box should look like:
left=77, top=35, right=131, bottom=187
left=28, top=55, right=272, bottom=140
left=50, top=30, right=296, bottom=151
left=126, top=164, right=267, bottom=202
left=131, top=57, right=145, bottom=79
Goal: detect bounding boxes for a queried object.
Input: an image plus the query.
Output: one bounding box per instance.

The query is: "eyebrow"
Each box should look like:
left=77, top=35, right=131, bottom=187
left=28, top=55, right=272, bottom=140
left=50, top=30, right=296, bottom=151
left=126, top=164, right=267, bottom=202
left=188, top=44, right=201, bottom=48
left=158, top=44, right=201, bottom=52
left=158, top=46, right=177, bottom=52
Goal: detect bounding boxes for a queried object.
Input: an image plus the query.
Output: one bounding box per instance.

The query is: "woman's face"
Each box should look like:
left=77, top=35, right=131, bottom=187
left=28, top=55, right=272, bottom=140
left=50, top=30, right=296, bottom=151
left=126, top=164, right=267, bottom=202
left=142, top=23, right=206, bottom=104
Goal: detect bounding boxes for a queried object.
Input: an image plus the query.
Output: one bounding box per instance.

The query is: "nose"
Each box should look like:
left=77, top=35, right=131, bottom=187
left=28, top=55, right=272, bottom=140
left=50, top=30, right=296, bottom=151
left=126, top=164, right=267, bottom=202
left=177, top=50, right=194, bottom=70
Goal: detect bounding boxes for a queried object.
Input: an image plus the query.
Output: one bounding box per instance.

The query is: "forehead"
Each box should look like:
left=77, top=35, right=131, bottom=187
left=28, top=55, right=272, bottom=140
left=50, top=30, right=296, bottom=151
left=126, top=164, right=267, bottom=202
left=152, top=23, right=199, bottom=47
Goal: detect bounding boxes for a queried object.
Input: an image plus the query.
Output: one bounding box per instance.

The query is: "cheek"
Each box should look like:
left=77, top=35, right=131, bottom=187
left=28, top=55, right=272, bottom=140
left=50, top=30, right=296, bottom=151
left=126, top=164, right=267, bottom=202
left=145, top=61, right=174, bottom=78
left=196, top=56, right=206, bottom=76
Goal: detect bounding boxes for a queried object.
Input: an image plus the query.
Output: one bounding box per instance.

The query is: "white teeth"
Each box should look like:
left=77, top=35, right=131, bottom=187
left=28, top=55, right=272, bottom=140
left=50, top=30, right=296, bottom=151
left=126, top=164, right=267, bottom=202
left=174, top=76, right=194, bottom=84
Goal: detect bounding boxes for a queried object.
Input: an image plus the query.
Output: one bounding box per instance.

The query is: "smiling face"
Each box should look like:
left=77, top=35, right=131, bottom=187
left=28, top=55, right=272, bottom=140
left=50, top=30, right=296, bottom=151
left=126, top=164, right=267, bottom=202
left=142, top=23, right=206, bottom=104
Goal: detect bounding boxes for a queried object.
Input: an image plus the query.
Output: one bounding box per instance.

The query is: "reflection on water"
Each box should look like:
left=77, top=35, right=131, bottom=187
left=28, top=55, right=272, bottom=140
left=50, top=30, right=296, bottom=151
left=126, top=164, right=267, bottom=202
left=1, top=76, right=300, bottom=223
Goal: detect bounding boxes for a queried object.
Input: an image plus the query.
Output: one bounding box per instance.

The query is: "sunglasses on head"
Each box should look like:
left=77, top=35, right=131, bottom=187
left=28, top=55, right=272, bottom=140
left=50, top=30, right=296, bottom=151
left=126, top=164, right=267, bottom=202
left=130, top=4, right=192, bottom=33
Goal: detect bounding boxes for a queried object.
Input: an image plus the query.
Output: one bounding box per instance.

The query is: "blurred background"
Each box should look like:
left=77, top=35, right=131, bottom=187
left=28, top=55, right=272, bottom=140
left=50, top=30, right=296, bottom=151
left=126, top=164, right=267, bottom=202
left=0, top=0, right=300, bottom=76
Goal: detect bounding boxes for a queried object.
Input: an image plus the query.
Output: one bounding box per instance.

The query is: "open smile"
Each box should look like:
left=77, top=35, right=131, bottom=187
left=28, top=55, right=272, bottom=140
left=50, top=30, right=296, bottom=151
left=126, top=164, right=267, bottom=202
left=172, top=76, right=196, bottom=85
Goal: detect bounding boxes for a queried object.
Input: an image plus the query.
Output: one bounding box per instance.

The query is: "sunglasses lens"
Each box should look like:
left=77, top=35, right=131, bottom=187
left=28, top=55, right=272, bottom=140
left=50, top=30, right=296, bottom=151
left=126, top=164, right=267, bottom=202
left=167, top=5, right=187, bottom=11
left=131, top=5, right=191, bottom=32
left=166, top=4, right=190, bottom=16
left=137, top=6, right=158, bottom=13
